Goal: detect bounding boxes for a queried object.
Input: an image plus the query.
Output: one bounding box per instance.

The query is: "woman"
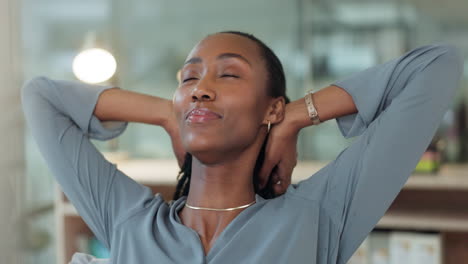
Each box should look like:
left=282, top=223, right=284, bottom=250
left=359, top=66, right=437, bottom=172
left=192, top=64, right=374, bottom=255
left=21, top=31, right=463, bottom=264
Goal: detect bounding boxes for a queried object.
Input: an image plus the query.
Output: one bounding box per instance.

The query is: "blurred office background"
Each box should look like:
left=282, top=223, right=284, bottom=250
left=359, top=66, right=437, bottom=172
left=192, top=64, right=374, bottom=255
left=1, top=0, right=467, bottom=263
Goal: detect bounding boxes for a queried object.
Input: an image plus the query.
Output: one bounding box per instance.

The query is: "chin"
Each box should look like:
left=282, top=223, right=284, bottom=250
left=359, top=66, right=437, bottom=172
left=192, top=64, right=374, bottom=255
left=189, top=150, right=225, bottom=165
left=184, top=137, right=224, bottom=164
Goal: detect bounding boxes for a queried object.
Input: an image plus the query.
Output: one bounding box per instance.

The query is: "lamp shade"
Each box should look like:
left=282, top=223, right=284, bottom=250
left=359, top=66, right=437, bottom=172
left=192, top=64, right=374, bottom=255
left=72, top=48, right=117, bottom=84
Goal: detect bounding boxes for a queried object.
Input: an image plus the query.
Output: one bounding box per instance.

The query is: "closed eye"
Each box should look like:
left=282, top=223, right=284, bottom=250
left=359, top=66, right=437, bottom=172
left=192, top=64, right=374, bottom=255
left=221, top=74, right=239, bottom=78
left=182, top=77, right=198, bottom=83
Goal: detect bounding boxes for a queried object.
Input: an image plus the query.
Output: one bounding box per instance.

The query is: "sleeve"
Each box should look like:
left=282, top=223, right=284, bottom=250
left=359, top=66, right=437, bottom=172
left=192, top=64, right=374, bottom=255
left=287, top=43, right=464, bottom=263
left=21, top=76, right=156, bottom=249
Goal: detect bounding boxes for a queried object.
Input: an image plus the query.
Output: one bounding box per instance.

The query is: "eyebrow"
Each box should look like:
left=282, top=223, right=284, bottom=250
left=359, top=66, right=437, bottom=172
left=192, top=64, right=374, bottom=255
left=183, top=53, right=252, bottom=67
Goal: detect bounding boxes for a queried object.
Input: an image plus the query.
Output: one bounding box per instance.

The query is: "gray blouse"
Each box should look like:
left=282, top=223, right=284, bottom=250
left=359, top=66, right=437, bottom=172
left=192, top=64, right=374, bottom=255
left=21, top=43, right=463, bottom=264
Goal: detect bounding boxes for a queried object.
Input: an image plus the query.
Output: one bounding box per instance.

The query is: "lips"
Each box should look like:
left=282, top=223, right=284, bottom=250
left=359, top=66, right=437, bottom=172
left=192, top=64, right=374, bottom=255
left=186, top=107, right=222, bottom=122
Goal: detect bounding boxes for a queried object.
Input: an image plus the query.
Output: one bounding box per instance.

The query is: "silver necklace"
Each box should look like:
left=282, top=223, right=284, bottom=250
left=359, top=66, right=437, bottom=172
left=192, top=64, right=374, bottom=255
left=184, top=200, right=256, bottom=211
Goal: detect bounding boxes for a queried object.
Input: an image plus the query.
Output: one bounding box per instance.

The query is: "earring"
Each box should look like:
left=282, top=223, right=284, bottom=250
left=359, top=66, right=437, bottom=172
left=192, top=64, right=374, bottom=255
left=267, top=120, right=271, bottom=133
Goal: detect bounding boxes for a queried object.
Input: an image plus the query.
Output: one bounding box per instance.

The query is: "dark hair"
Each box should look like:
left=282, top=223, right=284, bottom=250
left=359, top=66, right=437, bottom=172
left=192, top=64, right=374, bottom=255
left=172, top=30, right=290, bottom=201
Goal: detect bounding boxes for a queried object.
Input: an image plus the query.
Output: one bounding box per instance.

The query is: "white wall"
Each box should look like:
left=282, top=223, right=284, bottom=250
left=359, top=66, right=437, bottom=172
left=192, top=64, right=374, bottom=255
left=0, top=0, right=25, bottom=263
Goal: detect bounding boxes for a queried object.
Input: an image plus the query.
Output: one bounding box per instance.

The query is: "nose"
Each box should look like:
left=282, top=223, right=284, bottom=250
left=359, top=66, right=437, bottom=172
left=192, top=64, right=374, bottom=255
left=191, top=79, right=216, bottom=102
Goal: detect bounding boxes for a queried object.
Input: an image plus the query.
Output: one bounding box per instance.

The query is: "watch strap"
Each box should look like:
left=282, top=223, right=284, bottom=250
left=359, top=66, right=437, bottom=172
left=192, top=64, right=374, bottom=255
left=304, top=89, right=321, bottom=125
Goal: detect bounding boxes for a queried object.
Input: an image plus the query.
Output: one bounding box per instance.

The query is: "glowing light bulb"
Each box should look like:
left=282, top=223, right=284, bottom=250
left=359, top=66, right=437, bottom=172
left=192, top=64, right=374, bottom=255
left=72, top=48, right=117, bottom=84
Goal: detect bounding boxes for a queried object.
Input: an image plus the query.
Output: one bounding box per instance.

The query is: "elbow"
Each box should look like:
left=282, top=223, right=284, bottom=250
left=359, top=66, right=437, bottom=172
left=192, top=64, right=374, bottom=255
left=21, top=76, right=51, bottom=102
left=20, top=76, right=53, bottom=115
left=434, top=44, right=464, bottom=77
left=429, top=44, right=465, bottom=105
left=442, top=45, right=464, bottom=95
left=21, top=76, right=50, bottom=94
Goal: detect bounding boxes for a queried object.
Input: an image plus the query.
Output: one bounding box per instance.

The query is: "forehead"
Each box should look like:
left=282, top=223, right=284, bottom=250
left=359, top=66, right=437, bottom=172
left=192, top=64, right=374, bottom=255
left=186, top=33, right=263, bottom=65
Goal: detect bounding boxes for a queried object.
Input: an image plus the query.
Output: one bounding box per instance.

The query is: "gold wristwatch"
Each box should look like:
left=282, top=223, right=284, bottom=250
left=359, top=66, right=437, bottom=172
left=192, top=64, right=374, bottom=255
left=304, top=89, right=321, bottom=125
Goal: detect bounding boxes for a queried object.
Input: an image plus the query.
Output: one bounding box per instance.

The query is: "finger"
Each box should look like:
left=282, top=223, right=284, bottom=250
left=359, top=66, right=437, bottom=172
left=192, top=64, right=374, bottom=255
left=258, top=149, right=278, bottom=189
left=271, top=166, right=283, bottom=193
left=258, top=166, right=271, bottom=189
left=273, top=164, right=294, bottom=195
left=258, top=153, right=270, bottom=179
left=268, top=168, right=279, bottom=189
left=283, top=166, right=293, bottom=187
left=273, top=177, right=284, bottom=195
left=281, top=156, right=297, bottom=188
left=259, top=158, right=277, bottom=189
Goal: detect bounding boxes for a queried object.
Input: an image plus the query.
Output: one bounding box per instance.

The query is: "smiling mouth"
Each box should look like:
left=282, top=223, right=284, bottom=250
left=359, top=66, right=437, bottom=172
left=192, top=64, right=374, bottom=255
left=185, top=107, right=223, bottom=123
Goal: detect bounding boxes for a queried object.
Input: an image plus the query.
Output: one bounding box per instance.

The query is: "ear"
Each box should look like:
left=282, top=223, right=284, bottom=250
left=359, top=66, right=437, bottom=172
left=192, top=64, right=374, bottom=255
left=263, top=96, right=286, bottom=125
left=176, top=69, right=182, bottom=83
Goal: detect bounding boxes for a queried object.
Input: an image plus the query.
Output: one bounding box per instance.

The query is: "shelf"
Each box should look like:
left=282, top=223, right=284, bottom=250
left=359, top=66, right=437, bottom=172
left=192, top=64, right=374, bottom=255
left=377, top=211, right=468, bottom=232
left=404, top=164, right=468, bottom=190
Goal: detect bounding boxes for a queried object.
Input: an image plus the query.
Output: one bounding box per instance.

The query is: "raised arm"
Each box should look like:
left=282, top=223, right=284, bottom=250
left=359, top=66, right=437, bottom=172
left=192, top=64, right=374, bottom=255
left=286, top=44, right=464, bottom=263
left=285, top=84, right=358, bottom=130
left=93, top=86, right=172, bottom=125
left=21, top=77, right=172, bottom=249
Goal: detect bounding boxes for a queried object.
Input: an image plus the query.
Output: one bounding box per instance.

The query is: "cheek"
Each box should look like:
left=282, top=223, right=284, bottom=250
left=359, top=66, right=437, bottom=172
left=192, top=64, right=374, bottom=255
left=224, top=97, right=263, bottom=134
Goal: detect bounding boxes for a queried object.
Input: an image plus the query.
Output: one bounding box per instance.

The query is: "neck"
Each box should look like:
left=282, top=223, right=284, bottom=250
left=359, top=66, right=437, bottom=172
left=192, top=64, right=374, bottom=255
left=185, top=155, right=257, bottom=211
left=177, top=134, right=269, bottom=251
left=178, top=131, right=267, bottom=235
left=178, top=150, right=259, bottom=240
left=183, top=130, right=267, bottom=211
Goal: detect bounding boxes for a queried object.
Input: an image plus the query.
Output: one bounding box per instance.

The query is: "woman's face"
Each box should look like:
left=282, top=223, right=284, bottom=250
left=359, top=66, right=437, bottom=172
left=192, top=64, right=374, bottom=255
left=172, top=33, right=271, bottom=163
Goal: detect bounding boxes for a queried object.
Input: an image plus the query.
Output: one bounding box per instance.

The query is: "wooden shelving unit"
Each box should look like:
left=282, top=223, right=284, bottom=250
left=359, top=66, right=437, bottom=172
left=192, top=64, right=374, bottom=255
left=55, top=159, right=468, bottom=264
